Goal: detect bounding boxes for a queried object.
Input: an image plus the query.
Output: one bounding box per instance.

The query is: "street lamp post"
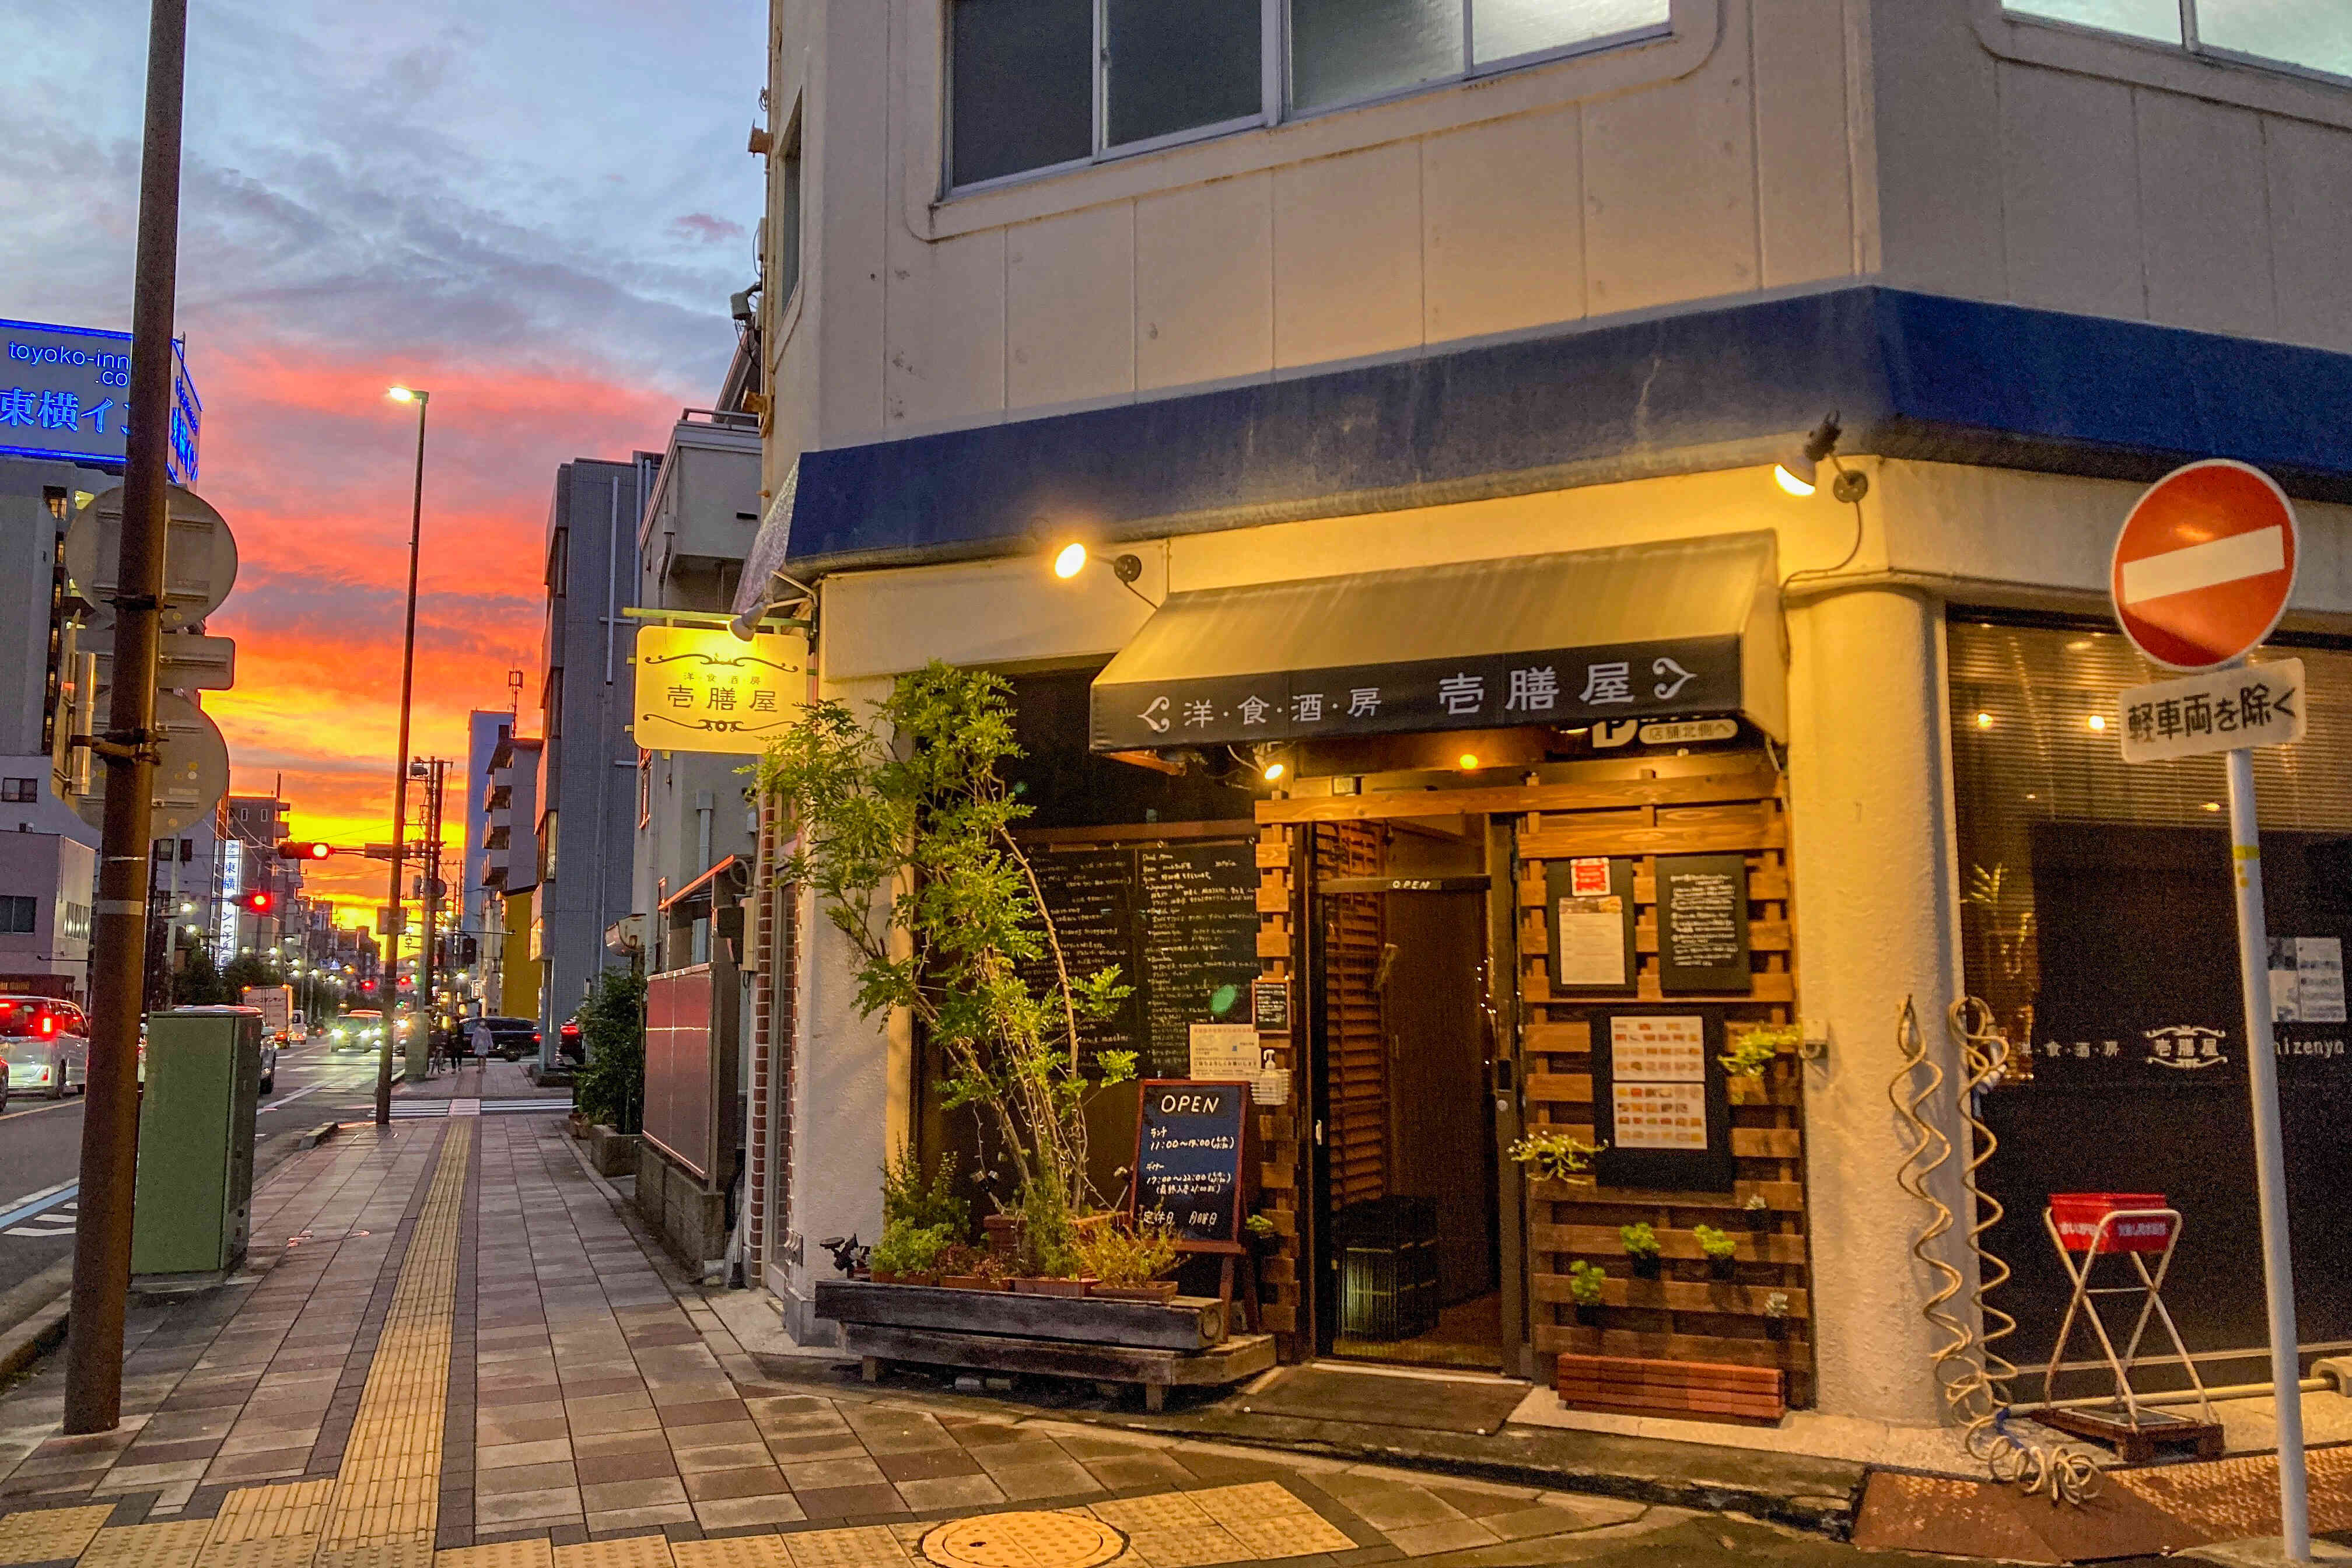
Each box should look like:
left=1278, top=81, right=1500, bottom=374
left=375, top=385, right=429, bottom=1128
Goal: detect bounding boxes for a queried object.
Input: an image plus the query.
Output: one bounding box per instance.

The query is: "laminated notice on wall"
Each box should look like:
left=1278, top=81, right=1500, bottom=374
left=1555, top=897, right=1628, bottom=988
left=1612, top=1082, right=1709, bottom=1150
left=2270, top=936, right=2347, bottom=1024
left=1188, top=1023, right=1259, bottom=1082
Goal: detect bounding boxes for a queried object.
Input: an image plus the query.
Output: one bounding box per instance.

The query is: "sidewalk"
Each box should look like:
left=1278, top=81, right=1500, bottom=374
left=0, top=1115, right=2035, bottom=1568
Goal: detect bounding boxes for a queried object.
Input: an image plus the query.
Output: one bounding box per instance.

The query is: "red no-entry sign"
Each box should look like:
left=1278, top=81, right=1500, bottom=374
left=2111, top=460, right=2298, bottom=670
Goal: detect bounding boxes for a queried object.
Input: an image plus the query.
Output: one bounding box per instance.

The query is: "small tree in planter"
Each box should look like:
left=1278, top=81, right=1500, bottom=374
left=1692, top=1223, right=1738, bottom=1280
left=1567, top=1260, right=1607, bottom=1325
left=1619, top=1222, right=1662, bottom=1279
left=761, top=664, right=1135, bottom=1280
left=574, top=967, right=648, bottom=1135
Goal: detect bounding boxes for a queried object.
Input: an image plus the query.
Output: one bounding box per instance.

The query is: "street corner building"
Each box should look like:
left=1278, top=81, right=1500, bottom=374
left=674, top=0, right=2352, bottom=1437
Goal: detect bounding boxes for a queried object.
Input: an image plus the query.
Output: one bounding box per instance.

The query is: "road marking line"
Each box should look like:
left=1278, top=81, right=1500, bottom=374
left=258, top=1083, right=327, bottom=1114
left=0, top=1181, right=79, bottom=1230
left=0, top=1095, right=85, bottom=1122
left=2120, top=524, right=2285, bottom=604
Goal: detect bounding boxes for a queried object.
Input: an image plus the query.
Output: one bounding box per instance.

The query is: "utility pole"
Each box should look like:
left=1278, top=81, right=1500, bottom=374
left=66, top=0, right=187, bottom=1435
left=375, top=387, right=428, bottom=1125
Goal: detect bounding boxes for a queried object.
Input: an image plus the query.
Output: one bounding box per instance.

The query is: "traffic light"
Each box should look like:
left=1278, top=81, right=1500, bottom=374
left=239, top=890, right=276, bottom=914
left=276, top=840, right=333, bottom=860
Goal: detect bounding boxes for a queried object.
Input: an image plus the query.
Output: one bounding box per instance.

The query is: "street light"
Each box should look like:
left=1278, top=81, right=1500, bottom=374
left=376, top=383, right=429, bottom=1127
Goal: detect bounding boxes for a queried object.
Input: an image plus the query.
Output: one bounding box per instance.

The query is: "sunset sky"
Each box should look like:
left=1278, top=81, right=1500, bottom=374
left=5, top=0, right=765, bottom=917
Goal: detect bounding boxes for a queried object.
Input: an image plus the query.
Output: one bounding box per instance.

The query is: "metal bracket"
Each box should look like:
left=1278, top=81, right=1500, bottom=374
left=106, top=593, right=163, bottom=613
left=72, top=731, right=160, bottom=764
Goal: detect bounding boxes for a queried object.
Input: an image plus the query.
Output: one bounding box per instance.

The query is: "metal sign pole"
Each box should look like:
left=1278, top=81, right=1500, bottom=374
left=2223, top=743, right=2309, bottom=1560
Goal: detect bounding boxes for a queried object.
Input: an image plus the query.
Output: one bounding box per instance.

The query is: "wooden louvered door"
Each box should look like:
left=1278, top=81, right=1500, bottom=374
left=1314, top=822, right=1390, bottom=1210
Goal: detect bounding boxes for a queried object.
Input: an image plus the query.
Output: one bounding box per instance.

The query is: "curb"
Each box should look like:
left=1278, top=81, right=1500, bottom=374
left=295, top=1121, right=340, bottom=1151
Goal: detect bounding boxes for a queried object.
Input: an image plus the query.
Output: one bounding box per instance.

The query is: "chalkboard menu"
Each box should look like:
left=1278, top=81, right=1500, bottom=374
left=1020, top=839, right=1261, bottom=1078
left=1132, top=1079, right=1250, bottom=1251
left=1658, top=854, right=1751, bottom=992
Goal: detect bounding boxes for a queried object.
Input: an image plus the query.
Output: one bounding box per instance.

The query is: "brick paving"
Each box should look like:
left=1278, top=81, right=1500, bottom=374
left=0, top=1114, right=1686, bottom=1568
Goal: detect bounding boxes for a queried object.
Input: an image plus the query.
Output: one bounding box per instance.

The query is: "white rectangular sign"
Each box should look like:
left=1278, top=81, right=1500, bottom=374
left=2118, top=659, right=2304, bottom=763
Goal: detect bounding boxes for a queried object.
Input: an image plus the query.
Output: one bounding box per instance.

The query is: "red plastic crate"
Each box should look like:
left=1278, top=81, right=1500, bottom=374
left=2050, top=1192, right=2174, bottom=1253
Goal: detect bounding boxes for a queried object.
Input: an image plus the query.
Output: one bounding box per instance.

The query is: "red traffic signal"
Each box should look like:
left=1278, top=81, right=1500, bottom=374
left=239, top=890, right=276, bottom=914
left=276, top=840, right=334, bottom=860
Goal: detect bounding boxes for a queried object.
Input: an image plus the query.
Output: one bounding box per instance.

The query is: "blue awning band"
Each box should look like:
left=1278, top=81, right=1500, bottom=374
left=770, top=286, right=2352, bottom=573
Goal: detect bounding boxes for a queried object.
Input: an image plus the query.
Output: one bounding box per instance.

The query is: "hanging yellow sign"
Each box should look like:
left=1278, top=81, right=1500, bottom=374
left=632, top=625, right=810, bottom=754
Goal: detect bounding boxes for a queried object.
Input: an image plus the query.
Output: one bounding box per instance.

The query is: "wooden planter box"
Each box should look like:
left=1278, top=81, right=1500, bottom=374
left=813, top=1278, right=1268, bottom=1412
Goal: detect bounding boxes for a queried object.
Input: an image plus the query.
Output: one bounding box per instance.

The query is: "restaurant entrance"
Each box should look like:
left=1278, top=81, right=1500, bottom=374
left=1308, top=817, right=1515, bottom=1370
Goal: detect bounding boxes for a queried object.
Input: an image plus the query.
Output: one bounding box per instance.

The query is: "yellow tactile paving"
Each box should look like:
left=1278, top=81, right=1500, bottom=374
left=918, top=1512, right=1126, bottom=1568
left=1179, top=1484, right=1314, bottom=1525
left=549, top=1539, right=672, bottom=1568
left=433, top=1543, right=553, bottom=1568
left=668, top=1539, right=786, bottom=1568
left=318, top=1125, right=471, bottom=1556
left=776, top=1528, right=912, bottom=1568
left=1212, top=1514, right=1352, bottom=1561
left=208, top=1481, right=337, bottom=1545
left=0, top=1504, right=115, bottom=1564
left=1084, top=1496, right=1207, bottom=1534
left=79, top=1521, right=214, bottom=1568
left=190, top=1539, right=320, bottom=1568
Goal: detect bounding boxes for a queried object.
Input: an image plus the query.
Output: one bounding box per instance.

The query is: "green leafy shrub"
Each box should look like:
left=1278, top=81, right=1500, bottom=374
left=1719, top=1023, right=1800, bottom=1078
left=883, top=1145, right=969, bottom=1236
left=1073, top=1212, right=1180, bottom=1287
left=573, top=967, right=647, bottom=1134
left=1692, top=1224, right=1736, bottom=1261
left=1618, top=1222, right=1660, bottom=1259
left=870, top=1219, right=956, bottom=1277
left=1506, top=1128, right=1602, bottom=1181
left=1568, top=1260, right=1608, bottom=1306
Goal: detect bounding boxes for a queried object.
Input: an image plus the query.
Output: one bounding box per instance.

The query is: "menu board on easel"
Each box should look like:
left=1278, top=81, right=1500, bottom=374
left=1590, top=1008, right=1734, bottom=1192
left=1132, top=1080, right=1250, bottom=1251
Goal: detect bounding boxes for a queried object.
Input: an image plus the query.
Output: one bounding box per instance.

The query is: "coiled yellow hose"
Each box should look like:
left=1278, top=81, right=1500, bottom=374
left=1888, top=996, right=2099, bottom=1504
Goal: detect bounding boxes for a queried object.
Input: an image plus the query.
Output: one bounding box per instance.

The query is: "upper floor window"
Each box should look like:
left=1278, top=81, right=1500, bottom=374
left=0, top=778, right=37, bottom=803
left=2005, top=2, right=2350, bottom=82
left=949, top=0, right=1670, bottom=190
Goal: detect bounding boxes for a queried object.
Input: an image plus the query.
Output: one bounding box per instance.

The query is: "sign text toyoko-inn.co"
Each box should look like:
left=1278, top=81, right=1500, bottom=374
left=0, top=318, right=201, bottom=482
left=1090, top=635, right=1742, bottom=752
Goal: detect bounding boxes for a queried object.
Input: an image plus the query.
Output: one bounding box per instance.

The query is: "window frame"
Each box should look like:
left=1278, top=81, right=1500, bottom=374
left=944, top=0, right=1675, bottom=197
left=1998, top=0, right=2352, bottom=89
left=1978, top=0, right=2352, bottom=129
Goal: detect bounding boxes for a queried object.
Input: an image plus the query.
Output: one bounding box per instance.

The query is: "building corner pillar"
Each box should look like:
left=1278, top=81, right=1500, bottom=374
left=1785, top=584, right=1968, bottom=1427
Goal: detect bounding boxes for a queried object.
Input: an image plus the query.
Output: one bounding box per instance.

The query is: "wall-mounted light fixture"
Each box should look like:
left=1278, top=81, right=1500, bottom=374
left=1049, top=540, right=1155, bottom=607
left=1774, top=414, right=1869, bottom=503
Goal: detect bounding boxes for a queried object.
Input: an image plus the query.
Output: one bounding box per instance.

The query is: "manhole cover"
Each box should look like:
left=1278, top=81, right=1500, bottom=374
left=919, top=1510, right=1127, bottom=1568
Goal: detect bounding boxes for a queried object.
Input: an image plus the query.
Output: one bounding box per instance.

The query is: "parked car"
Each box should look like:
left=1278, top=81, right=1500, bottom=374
left=557, top=1016, right=584, bottom=1065
left=475, top=1016, right=540, bottom=1060
left=0, top=998, right=88, bottom=1100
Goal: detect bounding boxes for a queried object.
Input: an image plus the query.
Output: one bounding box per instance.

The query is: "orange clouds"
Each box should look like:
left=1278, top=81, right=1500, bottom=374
left=186, top=338, right=694, bottom=922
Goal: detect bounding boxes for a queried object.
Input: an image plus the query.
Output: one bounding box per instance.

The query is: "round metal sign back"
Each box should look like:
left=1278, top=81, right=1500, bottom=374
left=2110, top=459, right=2298, bottom=671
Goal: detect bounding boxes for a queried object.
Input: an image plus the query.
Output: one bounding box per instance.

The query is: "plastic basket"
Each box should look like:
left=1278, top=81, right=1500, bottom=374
left=2049, top=1192, right=2174, bottom=1253
left=1332, top=1196, right=1439, bottom=1340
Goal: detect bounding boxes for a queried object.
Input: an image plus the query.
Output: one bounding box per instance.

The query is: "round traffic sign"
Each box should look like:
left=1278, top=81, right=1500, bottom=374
left=2111, top=460, right=2298, bottom=671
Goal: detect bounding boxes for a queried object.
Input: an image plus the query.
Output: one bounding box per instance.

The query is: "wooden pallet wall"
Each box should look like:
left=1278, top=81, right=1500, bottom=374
left=1254, top=824, right=1304, bottom=1359
left=1516, top=761, right=1816, bottom=1405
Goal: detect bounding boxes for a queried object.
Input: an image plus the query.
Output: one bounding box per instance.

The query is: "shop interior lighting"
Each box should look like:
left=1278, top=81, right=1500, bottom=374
left=1774, top=414, right=1869, bottom=503
left=1457, top=752, right=1481, bottom=771
left=2086, top=713, right=2107, bottom=732
left=1975, top=712, right=1995, bottom=729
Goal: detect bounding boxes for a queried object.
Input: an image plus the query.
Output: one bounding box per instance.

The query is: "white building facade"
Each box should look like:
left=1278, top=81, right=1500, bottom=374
left=737, top=0, right=2352, bottom=1423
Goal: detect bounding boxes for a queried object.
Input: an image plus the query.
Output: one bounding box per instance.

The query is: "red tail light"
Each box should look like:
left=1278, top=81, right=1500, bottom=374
left=37, top=1014, right=55, bottom=1037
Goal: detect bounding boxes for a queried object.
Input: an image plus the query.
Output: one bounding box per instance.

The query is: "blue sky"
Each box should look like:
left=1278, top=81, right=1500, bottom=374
left=2, top=0, right=766, bottom=904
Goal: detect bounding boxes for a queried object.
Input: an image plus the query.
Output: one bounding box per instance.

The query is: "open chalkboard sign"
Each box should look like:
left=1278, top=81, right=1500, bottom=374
left=1131, top=1079, right=1251, bottom=1254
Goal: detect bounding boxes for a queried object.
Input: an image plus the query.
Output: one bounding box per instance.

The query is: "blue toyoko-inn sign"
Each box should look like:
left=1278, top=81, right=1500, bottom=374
left=0, top=317, right=201, bottom=483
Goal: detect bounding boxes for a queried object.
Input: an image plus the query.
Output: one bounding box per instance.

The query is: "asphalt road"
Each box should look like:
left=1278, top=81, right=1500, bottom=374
left=0, top=1040, right=387, bottom=1300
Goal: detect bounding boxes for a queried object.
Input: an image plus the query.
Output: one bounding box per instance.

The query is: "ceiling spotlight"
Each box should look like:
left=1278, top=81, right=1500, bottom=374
left=1048, top=540, right=1147, bottom=600
left=1774, top=413, right=1869, bottom=502
left=1457, top=752, right=1481, bottom=772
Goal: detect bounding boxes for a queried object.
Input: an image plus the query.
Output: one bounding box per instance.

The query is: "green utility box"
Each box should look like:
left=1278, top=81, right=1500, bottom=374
left=132, top=1006, right=262, bottom=1283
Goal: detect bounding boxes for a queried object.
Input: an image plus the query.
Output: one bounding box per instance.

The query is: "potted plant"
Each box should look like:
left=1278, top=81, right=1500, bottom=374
left=1075, top=1212, right=1181, bottom=1303
left=1619, top=1222, right=1662, bottom=1280
left=1568, top=1260, right=1607, bottom=1325
left=1742, top=1192, right=1772, bottom=1234
left=936, top=1244, right=1009, bottom=1292
left=1506, top=1128, right=1602, bottom=1183
left=1693, top=1223, right=1737, bottom=1280
left=869, top=1219, right=954, bottom=1285
left=763, top=665, right=1137, bottom=1288
left=1010, top=1270, right=1096, bottom=1298
left=1764, top=1290, right=1793, bottom=1340
left=1719, top=1023, right=1800, bottom=1080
